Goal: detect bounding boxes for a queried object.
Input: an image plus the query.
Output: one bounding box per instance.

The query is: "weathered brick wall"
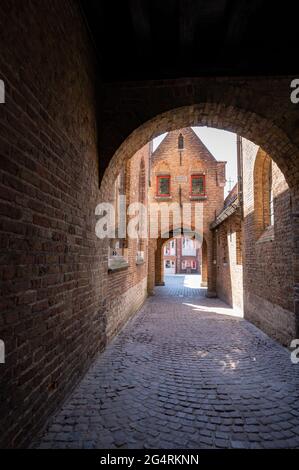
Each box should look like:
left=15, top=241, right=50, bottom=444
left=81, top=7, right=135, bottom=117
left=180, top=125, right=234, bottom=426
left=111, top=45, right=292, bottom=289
left=105, top=278, right=147, bottom=341
left=105, top=144, right=150, bottom=340
left=148, top=128, right=225, bottom=293
left=242, top=138, right=295, bottom=345
left=214, top=212, right=244, bottom=313
left=147, top=239, right=157, bottom=294
left=0, top=0, right=149, bottom=448
left=0, top=0, right=104, bottom=449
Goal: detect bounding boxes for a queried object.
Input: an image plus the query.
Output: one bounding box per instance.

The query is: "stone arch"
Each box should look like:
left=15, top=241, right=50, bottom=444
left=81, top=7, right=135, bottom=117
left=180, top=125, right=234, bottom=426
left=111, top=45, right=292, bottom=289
left=254, top=148, right=273, bottom=239
left=201, top=237, right=208, bottom=288
left=152, top=227, right=213, bottom=294
left=100, top=103, right=299, bottom=337
left=99, top=103, right=299, bottom=196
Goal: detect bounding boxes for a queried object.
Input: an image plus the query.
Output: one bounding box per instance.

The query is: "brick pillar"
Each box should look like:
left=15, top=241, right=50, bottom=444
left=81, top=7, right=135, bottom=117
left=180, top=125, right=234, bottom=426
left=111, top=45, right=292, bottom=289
left=155, top=238, right=165, bottom=286
left=147, top=239, right=157, bottom=294
left=199, top=246, right=202, bottom=273
left=211, top=229, right=218, bottom=296
left=205, top=233, right=217, bottom=297
left=201, top=238, right=208, bottom=287
left=292, top=192, right=299, bottom=338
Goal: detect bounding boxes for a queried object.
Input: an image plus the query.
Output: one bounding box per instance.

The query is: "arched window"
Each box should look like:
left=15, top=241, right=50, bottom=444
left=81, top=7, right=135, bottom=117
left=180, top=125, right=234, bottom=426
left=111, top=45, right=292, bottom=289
left=178, top=133, right=184, bottom=150
left=254, top=149, right=274, bottom=239
left=108, top=167, right=129, bottom=269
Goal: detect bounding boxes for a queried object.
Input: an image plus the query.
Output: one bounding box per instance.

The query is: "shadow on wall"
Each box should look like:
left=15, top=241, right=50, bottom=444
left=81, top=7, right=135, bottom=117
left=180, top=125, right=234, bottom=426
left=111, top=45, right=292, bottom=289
left=215, top=229, right=234, bottom=314
left=243, top=188, right=295, bottom=346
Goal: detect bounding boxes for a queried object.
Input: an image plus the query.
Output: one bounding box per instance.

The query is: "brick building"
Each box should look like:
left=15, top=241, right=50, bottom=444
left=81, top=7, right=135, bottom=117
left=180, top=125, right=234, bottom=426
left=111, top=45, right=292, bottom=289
left=211, top=183, right=244, bottom=313
left=163, top=237, right=201, bottom=275
left=241, top=138, right=294, bottom=345
left=148, top=128, right=226, bottom=289
left=211, top=137, right=295, bottom=344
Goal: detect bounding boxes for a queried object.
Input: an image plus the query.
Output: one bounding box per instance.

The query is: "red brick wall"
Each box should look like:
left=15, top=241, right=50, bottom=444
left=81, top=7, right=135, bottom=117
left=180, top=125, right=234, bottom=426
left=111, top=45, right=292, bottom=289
left=105, top=144, right=150, bottom=339
left=242, top=138, right=295, bottom=345
left=214, top=139, right=295, bottom=340
left=148, top=128, right=225, bottom=293
left=0, top=0, right=104, bottom=449
left=214, top=213, right=244, bottom=312
left=0, top=0, right=149, bottom=448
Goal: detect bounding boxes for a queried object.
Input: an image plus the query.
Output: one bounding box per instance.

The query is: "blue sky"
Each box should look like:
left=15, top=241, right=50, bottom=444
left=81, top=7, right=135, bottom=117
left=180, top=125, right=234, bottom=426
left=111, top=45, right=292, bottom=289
left=153, top=127, right=237, bottom=196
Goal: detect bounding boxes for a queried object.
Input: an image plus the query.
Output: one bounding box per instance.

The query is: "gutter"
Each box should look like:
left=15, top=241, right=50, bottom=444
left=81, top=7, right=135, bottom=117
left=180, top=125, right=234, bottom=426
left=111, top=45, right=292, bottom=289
left=210, top=196, right=240, bottom=230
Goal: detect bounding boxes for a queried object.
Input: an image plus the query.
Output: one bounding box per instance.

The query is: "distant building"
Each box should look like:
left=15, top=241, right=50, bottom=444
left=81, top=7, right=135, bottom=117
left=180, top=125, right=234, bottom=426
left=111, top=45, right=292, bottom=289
left=148, top=127, right=226, bottom=289
left=163, top=237, right=201, bottom=274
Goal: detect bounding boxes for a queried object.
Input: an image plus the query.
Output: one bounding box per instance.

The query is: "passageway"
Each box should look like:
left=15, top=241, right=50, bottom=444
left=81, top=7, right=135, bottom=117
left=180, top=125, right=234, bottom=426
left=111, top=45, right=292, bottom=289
left=162, top=275, right=205, bottom=298
left=2, top=0, right=299, bottom=451
left=35, top=278, right=299, bottom=449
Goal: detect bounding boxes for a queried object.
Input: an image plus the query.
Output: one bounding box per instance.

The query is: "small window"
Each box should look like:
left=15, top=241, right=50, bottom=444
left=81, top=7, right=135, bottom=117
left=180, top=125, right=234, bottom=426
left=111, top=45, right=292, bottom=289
left=110, top=239, right=125, bottom=257
left=191, top=175, right=206, bottom=196
left=191, top=260, right=196, bottom=269
left=178, top=133, right=184, bottom=150
left=157, top=175, right=170, bottom=197
left=109, top=169, right=128, bottom=264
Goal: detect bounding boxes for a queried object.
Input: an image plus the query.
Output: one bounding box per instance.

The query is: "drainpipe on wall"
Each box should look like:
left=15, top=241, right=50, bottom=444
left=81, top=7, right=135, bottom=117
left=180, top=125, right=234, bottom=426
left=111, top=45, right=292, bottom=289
left=237, top=135, right=244, bottom=219
left=148, top=140, right=153, bottom=187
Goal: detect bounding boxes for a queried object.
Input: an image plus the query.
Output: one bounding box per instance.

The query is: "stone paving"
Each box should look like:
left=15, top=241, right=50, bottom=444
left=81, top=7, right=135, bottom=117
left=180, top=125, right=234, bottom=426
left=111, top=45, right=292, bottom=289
left=35, top=275, right=299, bottom=449
left=161, top=274, right=205, bottom=298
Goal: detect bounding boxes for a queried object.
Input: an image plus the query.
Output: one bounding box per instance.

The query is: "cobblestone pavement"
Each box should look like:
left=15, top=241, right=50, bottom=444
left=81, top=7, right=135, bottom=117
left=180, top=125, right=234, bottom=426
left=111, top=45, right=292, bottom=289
left=35, top=276, right=299, bottom=449
left=162, top=274, right=205, bottom=298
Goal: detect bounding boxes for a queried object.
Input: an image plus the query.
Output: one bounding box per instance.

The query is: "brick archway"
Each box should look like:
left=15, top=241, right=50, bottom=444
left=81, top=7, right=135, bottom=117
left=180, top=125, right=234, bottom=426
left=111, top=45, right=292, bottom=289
left=100, top=103, right=299, bottom=193
left=157, top=234, right=210, bottom=291
left=148, top=228, right=214, bottom=296
left=100, top=103, right=299, bottom=337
